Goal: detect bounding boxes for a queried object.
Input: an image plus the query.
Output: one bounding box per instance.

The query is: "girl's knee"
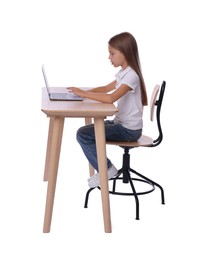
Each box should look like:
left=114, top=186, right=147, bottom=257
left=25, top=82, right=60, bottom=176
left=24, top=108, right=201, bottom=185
left=76, top=124, right=95, bottom=143
left=76, top=127, right=83, bottom=141
left=76, top=125, right=89, bottom=142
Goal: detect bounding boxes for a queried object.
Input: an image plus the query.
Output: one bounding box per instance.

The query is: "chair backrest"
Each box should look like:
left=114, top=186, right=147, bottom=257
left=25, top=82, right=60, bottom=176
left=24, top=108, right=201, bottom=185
left=150, top=84, right=160, bottom=121
left=150, top=81, right=166, bottom=147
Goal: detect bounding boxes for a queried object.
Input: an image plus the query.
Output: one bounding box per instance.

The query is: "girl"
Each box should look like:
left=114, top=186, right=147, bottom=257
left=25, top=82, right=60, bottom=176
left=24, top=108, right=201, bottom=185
left=68, top=32, right=148, bottom=188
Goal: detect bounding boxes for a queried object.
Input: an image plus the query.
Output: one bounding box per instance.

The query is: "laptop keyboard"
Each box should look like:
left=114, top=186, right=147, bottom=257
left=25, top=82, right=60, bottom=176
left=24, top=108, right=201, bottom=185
left=50, top=92, right=83, bottom=100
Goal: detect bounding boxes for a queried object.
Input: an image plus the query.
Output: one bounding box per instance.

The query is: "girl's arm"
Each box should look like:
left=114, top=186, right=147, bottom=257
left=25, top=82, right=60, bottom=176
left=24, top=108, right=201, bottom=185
left=68, top=82, right=131, bottom=104
left=86, top=81, right=116, bottom=93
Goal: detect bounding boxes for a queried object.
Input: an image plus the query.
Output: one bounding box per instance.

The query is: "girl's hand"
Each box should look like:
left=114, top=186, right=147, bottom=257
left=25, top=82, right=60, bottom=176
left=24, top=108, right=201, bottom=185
left=67, top=87, right=85, bottom=97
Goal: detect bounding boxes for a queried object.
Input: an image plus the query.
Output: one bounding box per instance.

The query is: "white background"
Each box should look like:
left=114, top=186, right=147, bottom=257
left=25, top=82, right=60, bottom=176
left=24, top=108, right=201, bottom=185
left=0, top=0, right=203, bottom=259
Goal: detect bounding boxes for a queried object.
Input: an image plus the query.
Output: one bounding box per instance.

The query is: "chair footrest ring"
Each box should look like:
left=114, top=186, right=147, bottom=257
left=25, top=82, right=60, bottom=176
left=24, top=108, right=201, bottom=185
left=109, top=177, right=155, bottom=196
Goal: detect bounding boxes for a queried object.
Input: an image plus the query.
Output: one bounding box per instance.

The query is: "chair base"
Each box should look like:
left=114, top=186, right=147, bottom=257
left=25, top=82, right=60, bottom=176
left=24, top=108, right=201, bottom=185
left=84, top=148, right=165, bottom=220
left=84, top=168, right=165, bottom=220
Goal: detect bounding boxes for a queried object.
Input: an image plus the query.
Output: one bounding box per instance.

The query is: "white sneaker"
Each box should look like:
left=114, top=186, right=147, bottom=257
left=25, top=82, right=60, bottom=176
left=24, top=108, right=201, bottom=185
left=87, top=173, right=99, bottom=183
left=108, top=164, right=118, bottom=179
left=88, top=165, right=118, bottom=188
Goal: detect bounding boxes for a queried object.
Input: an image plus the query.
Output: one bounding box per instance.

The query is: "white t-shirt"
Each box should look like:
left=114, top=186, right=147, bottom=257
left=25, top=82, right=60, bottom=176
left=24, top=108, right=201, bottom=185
left=113, top=66, right=143, bottom=130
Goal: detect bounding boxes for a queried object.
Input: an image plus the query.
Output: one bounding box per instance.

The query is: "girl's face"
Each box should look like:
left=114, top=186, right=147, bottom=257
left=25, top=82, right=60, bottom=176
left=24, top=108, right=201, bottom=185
left=108, top=45, right=128, bottom=69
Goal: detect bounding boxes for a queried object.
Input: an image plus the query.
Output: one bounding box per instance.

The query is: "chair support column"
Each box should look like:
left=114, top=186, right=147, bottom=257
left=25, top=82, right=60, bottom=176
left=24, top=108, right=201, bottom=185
left=122, top=148, right=130, bottom=183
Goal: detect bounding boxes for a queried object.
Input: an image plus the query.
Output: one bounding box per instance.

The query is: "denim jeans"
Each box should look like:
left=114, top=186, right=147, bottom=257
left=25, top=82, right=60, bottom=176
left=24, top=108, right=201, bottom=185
left=76, top=120, right=142, bottom=172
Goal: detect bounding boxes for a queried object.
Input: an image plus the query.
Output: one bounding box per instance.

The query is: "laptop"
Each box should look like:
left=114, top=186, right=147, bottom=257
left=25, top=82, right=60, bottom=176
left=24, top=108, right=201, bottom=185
left=42, top=65, right=83, bottom=101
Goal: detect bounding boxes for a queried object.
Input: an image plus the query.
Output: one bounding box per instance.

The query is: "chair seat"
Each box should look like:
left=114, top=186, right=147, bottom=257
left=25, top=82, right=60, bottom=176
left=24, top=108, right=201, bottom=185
left=106, top=135, right=153, bottom=148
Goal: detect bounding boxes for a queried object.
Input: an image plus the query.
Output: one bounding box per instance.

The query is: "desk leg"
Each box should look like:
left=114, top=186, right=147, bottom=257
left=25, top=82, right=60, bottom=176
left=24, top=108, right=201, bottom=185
left=44, top=117, right=54, bottom=181
left=43, top=116, right=64, bottom=233
left=85, top=117, right=94, bottom=177
left=94, top=118, right=112, bottom=233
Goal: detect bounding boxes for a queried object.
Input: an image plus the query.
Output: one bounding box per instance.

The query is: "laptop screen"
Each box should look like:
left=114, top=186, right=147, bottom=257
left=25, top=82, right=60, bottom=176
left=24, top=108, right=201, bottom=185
left=42, top=65, right=51, bottom=95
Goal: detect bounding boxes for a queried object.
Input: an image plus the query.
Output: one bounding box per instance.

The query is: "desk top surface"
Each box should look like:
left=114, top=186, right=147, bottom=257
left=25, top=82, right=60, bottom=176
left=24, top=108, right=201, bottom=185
left=41, top=87, right=118, bottom=117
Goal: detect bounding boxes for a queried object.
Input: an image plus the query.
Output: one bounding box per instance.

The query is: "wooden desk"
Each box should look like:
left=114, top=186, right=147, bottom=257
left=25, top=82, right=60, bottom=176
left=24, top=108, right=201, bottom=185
left=41, top=88, right=118, bottom=233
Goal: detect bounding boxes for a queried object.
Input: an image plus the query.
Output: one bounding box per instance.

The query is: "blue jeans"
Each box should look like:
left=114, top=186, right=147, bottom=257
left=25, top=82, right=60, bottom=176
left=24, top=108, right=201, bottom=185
left=76, top=120, right=142, bottom=172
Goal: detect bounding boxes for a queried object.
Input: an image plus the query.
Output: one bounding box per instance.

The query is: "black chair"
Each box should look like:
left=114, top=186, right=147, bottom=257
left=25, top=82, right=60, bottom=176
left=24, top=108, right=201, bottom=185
left=84, top=81, right=166, bottom=220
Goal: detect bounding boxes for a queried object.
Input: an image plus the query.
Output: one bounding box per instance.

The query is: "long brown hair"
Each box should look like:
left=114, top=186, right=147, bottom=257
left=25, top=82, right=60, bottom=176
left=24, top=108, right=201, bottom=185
left=109, top=32, right=148, bottom=106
